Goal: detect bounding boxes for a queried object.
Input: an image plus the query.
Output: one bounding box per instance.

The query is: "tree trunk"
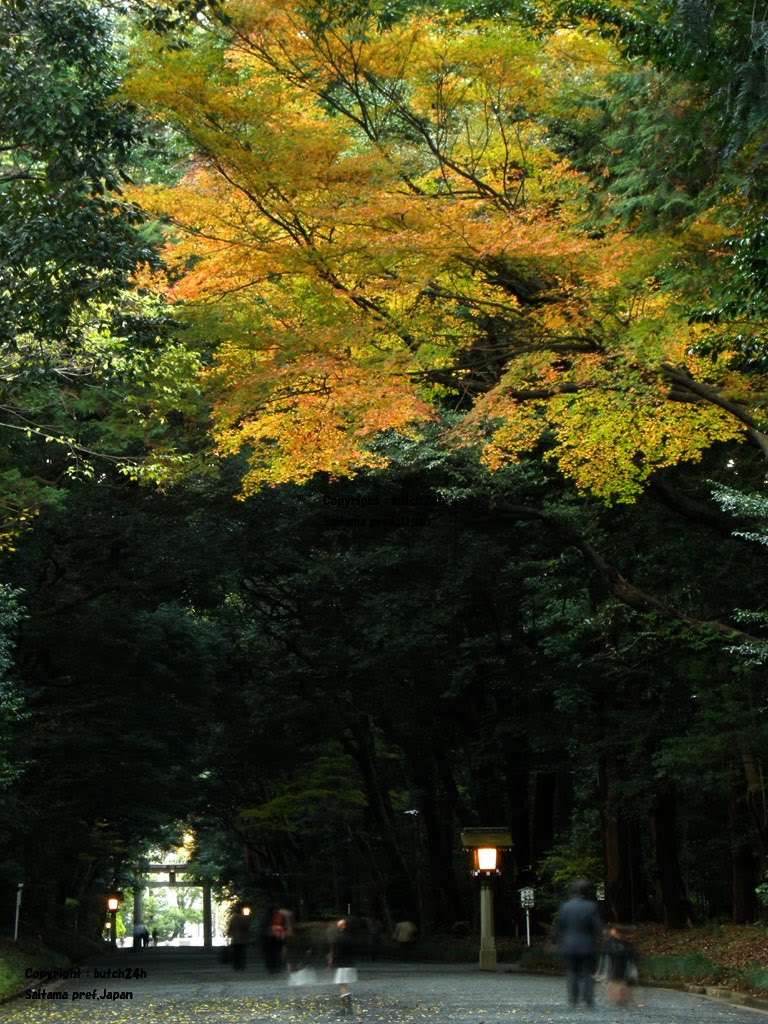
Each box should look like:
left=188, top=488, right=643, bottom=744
left=403, top=739, right=463, bottom=930
left=342, top=713, right=419, bottom=918
left=728, top=761, right=759, bottom=923
left=650, top=786, right=692, bottom=927
left=740, top=749, right=768, bottom=880
left=505, top=767, right=531, bottom=883
left=598, top=755, right=639, bottom=922
left=531, top=772, right=557, bottom=865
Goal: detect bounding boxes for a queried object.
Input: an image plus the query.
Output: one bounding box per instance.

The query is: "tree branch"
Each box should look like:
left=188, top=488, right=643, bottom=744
left=660, top=363, right=768, bottom=460
left=482, top=498, right=760, bottom=641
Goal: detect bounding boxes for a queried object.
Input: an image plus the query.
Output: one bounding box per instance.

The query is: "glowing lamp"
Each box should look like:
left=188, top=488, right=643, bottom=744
left=475, top=848, right=498, bottom=873
left=460, top=828, right=512, bottom=971
left=104, top=892, right=121, bottom=948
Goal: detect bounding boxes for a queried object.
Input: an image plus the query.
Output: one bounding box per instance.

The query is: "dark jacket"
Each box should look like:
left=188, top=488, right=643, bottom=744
left=605, top=934, right=635, bottom=981
left=330, top=920, right=356, bottom=968
left=227, top=913, right=250, bottom=945
left=554, top=896, right=603, bottom=955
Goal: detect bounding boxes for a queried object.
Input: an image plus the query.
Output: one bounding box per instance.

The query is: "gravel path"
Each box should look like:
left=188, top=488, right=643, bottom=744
left=5, top=948, right=767, bottom=1024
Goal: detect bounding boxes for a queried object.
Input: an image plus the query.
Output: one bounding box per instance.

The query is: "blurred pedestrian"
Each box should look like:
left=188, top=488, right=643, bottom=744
left=226, top=905, right=251, bottom=971
left=552, top=879, right=603, bottom=1008
left=261, top=905, right=288, bottom=974
left=328, top=918, right=358, bottom=1015
left=393, top=919, right=417, bottom=959
left=278, top=905, right=295, bottom=970
left=604, top=924, right=637, bottom=1006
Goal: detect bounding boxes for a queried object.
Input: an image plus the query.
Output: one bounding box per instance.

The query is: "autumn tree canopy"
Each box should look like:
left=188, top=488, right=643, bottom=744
left=122, top=0, right=768, bottom=504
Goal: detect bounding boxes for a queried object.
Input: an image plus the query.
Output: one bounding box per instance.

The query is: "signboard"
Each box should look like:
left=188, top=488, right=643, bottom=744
left=519, top=887, right=535, bottom=908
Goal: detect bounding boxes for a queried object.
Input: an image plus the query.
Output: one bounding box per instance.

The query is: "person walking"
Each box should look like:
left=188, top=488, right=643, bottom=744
left=393, top=919, right=418, bottom=960
left=226, top=905, right=251, bottom=971
left=552, top=879, right=603, bottom=1008
left=604, top=924, right=637, bottom=1006
left=259, top=906, right=289, bottom=974
left=327, top=918, right=358, bottom=1016
left=278, top=905, right=295, bottom=971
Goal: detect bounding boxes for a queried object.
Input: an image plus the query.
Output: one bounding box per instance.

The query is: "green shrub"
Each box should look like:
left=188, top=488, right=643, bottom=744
left=731, top=962, right=768, bottom=994
left=0, top=936, right=84, bottom=1001
left=39, top=927, right=103, bottom=962
left=639, top=951, right=725, bottom=984
left=0, top=960, right=18, bottom=1001
left=517, top=945, right=561, bottom=973
left=0, top=941, right=43, bottom=1000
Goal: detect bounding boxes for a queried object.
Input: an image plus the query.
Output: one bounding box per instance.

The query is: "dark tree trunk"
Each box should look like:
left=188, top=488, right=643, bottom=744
left=497, top=731, right=531, bottom=884
left=740, top=750, right=768, bottom=881
left=732, top=840, right=758, bottom=924
left=506, top=768, right=531, bottom=883
left=728, top=762, right=760, bottom=923
left=553, top=770, right=575, bottom=844
left=650, top=786, right=692, bottom=927
left=598, top=755, right=640, bottom=922
left=342, top=713, right=419, bottom=919
left=531, top=772, right=557, bottom=864
left=404, top=738, right=463, bottom=930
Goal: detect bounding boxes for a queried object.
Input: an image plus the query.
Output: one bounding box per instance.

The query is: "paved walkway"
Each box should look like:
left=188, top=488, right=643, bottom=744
left=5, top=948, right=768, bottom=1024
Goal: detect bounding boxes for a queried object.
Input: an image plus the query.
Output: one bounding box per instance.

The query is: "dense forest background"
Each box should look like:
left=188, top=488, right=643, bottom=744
left=3, top=0, right=768, bottom=945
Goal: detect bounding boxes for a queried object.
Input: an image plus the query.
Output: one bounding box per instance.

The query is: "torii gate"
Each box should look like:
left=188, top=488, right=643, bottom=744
left=133, top=864, right=214, bottom=947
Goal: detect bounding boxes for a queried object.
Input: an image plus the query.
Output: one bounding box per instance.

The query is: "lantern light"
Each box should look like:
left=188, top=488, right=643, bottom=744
left=475, top=848, right=498, bottom=873
left=460, top=828, right=512, bottom=972
left=104, top=892, right=122, bottom=948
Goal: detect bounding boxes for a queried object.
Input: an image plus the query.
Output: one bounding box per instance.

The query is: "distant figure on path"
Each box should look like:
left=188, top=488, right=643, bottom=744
left=133, top=922, right=150, bottom=950
left=278, top=905, right=295, bottom=970
left=393, top=918, right=418, bottom=959
left=328, top=917, right=358, bottom=1015
left=260, top=905, right=288, bottom=974
left=552, top=879, right=603, bottom=1008
left=226, top=905, right=251, bottom=971
left=604, top=924, right=637, bottom=1006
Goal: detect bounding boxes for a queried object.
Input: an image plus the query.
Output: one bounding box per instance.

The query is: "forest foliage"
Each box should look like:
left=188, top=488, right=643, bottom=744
left=3, top=0, right=768, bottom=941
left=118, top=0, right=761, bottom=504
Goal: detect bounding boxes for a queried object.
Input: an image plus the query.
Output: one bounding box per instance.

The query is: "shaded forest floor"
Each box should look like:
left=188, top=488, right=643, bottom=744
left=632, top=923, right=768, bottom=993
left=635, top=922, right=768, bottom=967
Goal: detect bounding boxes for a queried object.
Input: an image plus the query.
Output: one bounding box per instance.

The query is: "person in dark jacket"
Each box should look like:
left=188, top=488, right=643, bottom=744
left=553, top=879, right=603, bottom=1007
left=226, top=906, right=251, bottom=971
left=260, top=906, right=288, bottom=974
